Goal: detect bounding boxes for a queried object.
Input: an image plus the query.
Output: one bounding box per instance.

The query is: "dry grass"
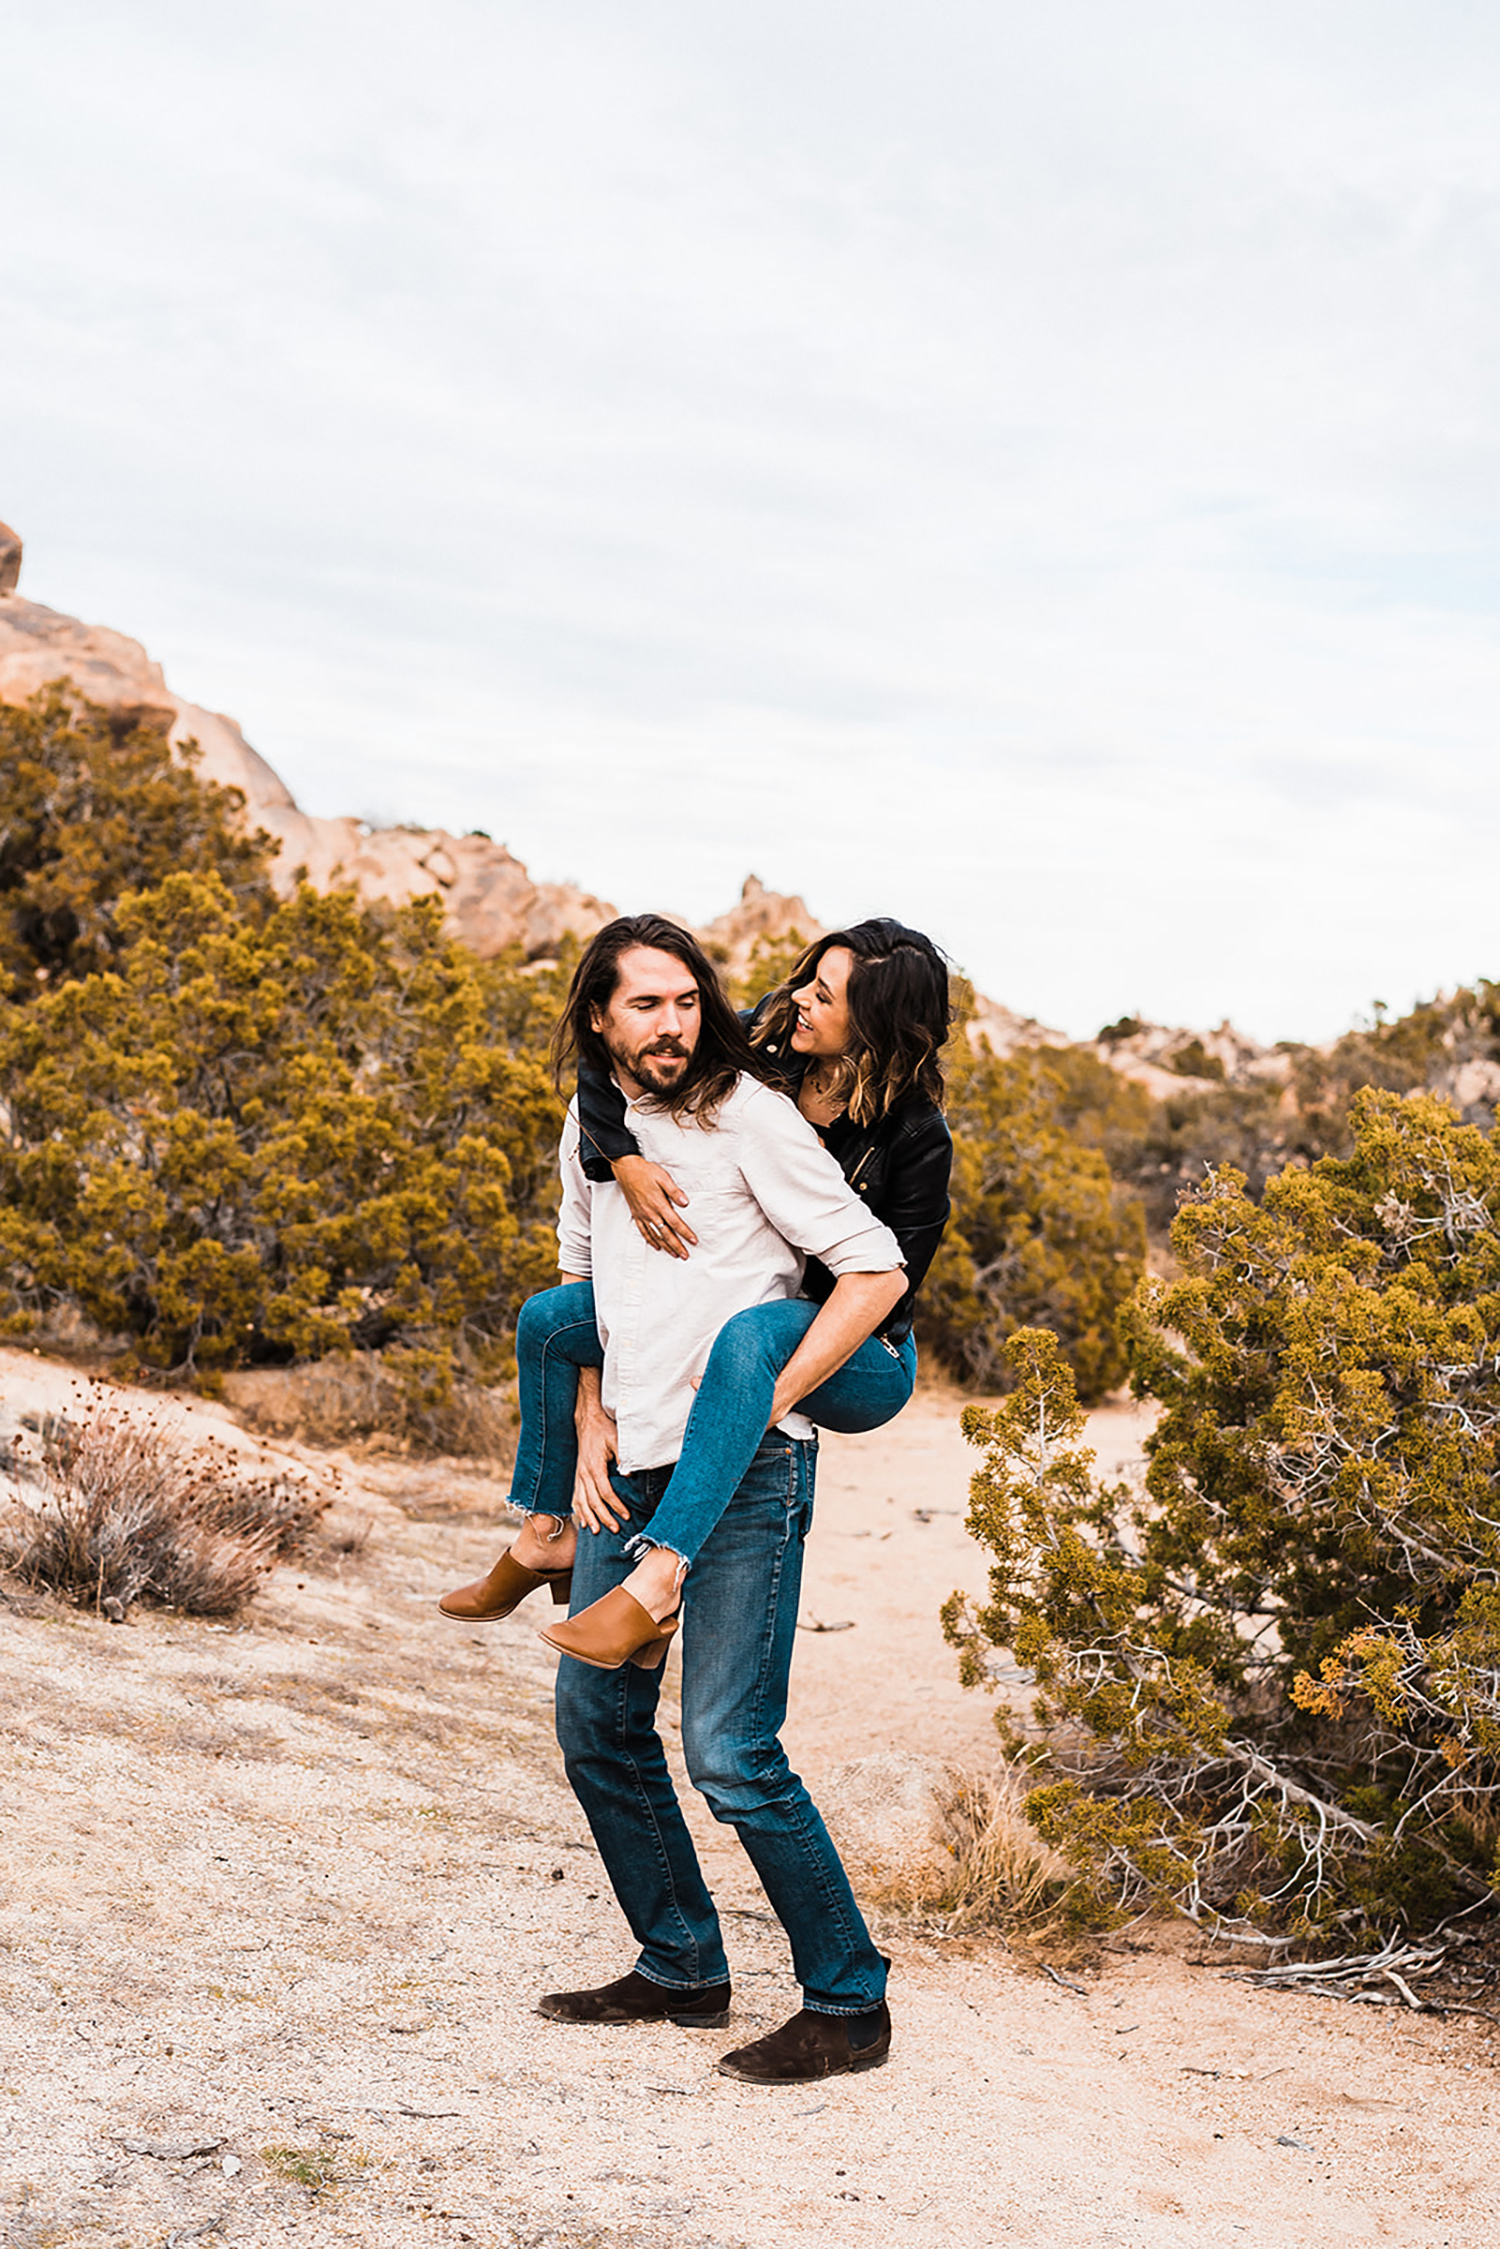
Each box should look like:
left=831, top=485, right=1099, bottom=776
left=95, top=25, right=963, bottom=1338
left=871, top=1766, right=1071, bottom=1937
left=2, top=1389, right=330, bottom=1617
left=224, top=1350, right=517, bottom=1459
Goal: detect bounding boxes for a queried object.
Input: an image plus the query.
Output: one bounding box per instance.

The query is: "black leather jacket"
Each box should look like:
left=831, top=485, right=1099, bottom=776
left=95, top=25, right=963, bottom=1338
left=575, top=1010, right=952, bottom=1346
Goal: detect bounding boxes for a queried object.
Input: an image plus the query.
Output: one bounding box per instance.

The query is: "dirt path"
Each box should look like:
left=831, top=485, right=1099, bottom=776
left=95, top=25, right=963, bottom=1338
left=0, top=1351, right=1495, bottom=2248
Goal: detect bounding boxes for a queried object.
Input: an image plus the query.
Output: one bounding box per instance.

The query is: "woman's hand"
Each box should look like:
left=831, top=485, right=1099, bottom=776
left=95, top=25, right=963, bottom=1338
left=766, top=1375, right=802, bottom=1430
left=762, top=1269, right=908, bottom=1431
left=613, top=1155, right=697, bottom=1258
left=573, top=1369, right=627, bottom=1530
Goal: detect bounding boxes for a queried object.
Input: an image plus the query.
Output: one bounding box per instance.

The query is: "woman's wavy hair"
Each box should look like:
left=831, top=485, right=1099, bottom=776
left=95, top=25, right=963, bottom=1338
left=752, top=918, right=953, bottom=1125
left=551, top=914, right=774, bottom=1124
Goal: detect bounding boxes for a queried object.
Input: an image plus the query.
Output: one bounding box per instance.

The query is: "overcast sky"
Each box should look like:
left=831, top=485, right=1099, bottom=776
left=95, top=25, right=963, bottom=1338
left=6, top=1, right=1500, bottom=1042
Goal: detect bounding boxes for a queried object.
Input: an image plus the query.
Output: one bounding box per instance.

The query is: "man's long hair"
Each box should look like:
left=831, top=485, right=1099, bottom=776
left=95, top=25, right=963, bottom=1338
left=752, top=918, right=952, bottom=1125
left=551, top=914, right=774, bottom=1123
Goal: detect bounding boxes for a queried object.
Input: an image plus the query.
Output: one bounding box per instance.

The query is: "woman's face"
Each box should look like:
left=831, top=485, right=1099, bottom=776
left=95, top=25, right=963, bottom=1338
left=790, top=945, right=855, bottom=1059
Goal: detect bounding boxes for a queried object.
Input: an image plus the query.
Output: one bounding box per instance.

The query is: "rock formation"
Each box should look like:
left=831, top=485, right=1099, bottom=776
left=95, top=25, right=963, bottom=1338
left=1089, top=1015, right=1290, bottom=1096
left=0, top=551, right=614, bottom=961
left=694, top=873, right=823, bottom=980
left=0, top=521, right=22, bottom=598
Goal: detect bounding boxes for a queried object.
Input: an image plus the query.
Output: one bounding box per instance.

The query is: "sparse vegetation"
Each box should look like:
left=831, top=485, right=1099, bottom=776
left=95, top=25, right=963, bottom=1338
left=0, top=871, right=567, bottom=1393
left=919, top=1037, right=1147, bottom=1403
left=3, top=1389, right=329, bottom=1616
left=868, top=1766, right=1069, bottom=1937
left=946, top=1089, right=1500, bottom=1945
left=259, top=2144, right=344, bottom=2193
left=0, top=688, right=272, bottom=999
left=227, top=1350, right=517, bottom=1458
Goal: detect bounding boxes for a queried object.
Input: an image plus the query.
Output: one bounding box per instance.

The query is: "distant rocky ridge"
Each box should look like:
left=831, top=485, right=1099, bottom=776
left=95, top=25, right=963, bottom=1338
left=0, top=521, right=1285, bottom=1072
left=0, top=527, right=838, bottom=980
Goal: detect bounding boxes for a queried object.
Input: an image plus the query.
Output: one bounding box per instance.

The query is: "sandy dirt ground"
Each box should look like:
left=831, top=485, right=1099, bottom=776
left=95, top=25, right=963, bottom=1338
left=0, top=1348, right=1496, bottom=2249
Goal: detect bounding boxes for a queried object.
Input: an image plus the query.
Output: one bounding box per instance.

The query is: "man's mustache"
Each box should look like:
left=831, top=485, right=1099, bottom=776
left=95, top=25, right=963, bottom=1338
left=643, top=1040, right=688, bottom=1058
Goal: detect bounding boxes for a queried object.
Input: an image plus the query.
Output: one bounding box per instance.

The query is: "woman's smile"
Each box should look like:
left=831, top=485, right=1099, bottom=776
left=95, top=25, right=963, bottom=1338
left=790, top=944, right=855, bottom=1058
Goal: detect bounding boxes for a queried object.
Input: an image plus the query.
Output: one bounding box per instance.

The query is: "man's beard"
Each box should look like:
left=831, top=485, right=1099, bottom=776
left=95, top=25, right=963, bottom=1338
left=606, top=1032, right=694, bottom=1097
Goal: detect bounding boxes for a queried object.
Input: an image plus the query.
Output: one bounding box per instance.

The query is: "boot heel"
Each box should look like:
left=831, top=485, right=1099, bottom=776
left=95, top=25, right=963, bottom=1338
left=549, top=1572, right=574, bottom=1605
left=628, top=1616, right=679, bottom=1670
left=540, top=1591, right=678, bottom=1671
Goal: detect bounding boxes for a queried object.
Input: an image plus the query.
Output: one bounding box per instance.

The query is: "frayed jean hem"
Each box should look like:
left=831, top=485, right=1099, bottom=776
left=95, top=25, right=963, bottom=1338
left=622, top=1531, right=691, bottom=1568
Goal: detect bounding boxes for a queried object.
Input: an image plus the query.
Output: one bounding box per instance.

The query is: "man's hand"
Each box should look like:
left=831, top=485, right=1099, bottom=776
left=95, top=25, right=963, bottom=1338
left=573, top=1365, right=628, bottom=1530
left=614, top=1154, right=697, bottom=1259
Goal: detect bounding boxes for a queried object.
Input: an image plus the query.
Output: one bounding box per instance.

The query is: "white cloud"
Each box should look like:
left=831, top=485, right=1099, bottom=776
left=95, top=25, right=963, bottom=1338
left=5, top=0, right=1500, bottom=1040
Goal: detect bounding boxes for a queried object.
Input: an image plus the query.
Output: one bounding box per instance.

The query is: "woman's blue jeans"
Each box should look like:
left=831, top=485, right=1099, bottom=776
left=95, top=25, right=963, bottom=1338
left=555, top=1430, right=888, bottom=2012
left=507, top=1282, right=916, bottom=1566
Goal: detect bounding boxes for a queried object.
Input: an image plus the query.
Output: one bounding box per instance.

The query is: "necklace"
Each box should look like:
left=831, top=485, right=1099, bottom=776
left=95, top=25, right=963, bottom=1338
left=805, top=1059, right=844, bottom=1107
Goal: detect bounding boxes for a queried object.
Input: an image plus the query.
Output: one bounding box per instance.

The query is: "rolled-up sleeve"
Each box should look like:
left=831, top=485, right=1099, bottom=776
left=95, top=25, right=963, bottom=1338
left=736, top=1086, right=904, bottom=1275
left=556, top=1103, right=594, bottom=1278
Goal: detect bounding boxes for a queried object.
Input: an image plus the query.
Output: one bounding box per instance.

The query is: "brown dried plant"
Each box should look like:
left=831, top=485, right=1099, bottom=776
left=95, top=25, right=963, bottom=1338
left=3, top=1388, right=330, bottom=1617
left=868, top=1767, right=1069, bottom=1937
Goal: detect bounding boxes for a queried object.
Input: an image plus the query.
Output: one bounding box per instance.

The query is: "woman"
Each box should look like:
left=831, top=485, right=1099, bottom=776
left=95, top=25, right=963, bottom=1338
left=438, top=917, right=953, bottom=1666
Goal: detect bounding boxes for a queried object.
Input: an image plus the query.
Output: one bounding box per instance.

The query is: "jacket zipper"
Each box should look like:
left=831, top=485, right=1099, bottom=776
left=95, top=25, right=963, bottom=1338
left=847, top=1145, right=878, bottom=1193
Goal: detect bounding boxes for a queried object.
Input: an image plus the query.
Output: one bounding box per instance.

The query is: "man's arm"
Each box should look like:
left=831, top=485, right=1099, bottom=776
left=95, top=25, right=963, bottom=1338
left=555, top=1106, right=595, bottom=1280
left=568, top=1326, right=629, bottom=1533
left=555, top=1118, right=628, bottom=1527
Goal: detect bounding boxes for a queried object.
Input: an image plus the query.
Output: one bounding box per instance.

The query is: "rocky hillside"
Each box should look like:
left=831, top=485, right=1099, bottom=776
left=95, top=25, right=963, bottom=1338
left=0, top=514, right=1281, bottom=1060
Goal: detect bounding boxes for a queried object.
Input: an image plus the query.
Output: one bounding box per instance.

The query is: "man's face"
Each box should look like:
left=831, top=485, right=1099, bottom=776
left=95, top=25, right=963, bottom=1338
left=590, top=945, right=703, bottom=1099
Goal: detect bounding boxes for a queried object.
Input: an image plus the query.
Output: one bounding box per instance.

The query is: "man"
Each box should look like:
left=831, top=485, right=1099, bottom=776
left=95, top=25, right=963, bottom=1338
left=534, top=914, right=906, bottom=2082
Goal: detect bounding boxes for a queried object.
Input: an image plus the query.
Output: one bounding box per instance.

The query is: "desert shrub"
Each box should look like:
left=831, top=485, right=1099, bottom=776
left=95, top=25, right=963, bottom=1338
left=1121, top=1078, right=1304, bottom=1235
left=1293, top=985, right=1500, bottom=1148
left=0, top=872, right=565, bottom=1384
left=1166, top=1036, right=1225, bottom=1082
left=0, top=688, right=273, bottom=999
left=226, top=1351, right=516, bottom=1459
left=730, top=928, right=811, bottom=1009
left=1024, top=1042, right=1154, bottom=1161
left=1080, top=988, right=1500, bottom=1253
left=4, top=1390, right=328, bottom=1616
left=919, top=1039, right=1146, bottom=1403
left=1121, top=987, right=1500, bottom=1245
left=945, top=1086, right=1500, bottom=1945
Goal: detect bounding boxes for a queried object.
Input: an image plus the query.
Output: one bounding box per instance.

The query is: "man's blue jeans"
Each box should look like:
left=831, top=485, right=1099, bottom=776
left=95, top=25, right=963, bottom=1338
left=507, top=1282, right=916, bottom=1564
left=555, top=1430, right=889, bottom=2013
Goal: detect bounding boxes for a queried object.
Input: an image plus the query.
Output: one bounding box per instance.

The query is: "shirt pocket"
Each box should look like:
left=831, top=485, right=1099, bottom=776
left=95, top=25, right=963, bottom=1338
left=636, top=1145, right=737, bottom=1210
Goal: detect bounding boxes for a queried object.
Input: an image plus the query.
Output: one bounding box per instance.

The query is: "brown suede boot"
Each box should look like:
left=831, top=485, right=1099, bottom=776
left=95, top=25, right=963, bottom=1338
left=716, top=2001, right=891, bottom=2082
left=536, top=1969, right=731, bottom=2028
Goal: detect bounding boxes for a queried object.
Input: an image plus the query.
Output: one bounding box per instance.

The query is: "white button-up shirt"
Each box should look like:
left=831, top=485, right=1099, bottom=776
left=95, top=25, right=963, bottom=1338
left=556, top=1075, right=904, bottom=1473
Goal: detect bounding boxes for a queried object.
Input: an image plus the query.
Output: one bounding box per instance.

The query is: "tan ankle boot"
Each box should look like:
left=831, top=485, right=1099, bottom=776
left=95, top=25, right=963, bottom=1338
left=437, top=1547, right=573, bottom=1623
left=537, top=1585, right=680, bottom=1670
